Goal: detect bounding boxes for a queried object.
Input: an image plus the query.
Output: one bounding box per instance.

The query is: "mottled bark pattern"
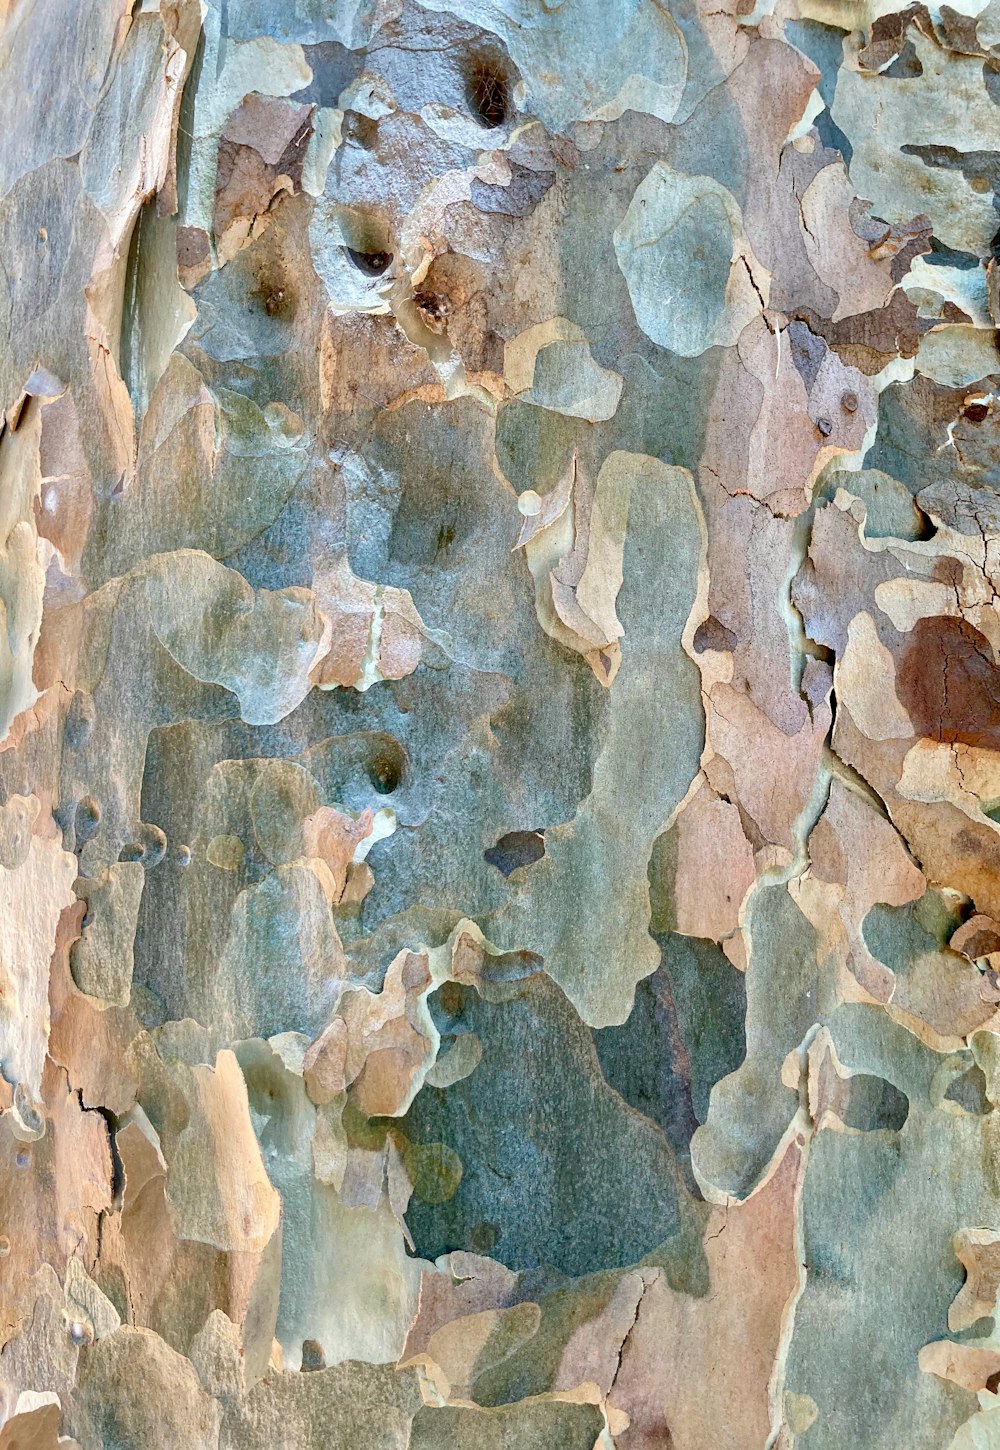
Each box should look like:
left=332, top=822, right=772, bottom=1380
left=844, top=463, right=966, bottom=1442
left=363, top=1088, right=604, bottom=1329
left=1, top=0, right=999, bottom=1446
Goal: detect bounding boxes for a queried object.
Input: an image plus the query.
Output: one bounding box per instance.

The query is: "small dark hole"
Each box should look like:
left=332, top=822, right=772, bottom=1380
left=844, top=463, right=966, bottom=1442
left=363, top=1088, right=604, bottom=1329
left=301, top=1339, right=326, bottom=1372
left=140, top=822, right=167, bottom=868
left=484, top=829, right=546, bottom=877
left=253, top=266, right=294, bottom=319
left=414, top=290, right=451, bottom=334
left=75, top=795, right=101, bottom=846
left=437, top=981, right=468, bottom=1020
left=964, top=402, right=990, bottom=423
left=345, top=247, right=392, bottom=277
left=368, top=753, right=401, bottom=794
left=466, top=61, right=509, bottom=128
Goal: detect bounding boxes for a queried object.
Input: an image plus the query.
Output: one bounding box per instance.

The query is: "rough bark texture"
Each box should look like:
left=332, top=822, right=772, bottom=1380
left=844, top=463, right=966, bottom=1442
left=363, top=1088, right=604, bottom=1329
left=2, top=0, right=1000, bottom=1446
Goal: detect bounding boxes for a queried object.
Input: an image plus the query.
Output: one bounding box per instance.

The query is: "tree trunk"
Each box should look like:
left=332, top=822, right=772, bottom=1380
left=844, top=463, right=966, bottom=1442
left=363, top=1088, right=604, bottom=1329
left=0, top=0, right=997, bottom=1446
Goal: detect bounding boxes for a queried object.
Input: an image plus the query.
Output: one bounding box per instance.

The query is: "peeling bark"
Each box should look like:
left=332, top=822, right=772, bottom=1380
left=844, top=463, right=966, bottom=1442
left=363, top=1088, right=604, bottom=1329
left=2, top=0, right=1000, bottom=1446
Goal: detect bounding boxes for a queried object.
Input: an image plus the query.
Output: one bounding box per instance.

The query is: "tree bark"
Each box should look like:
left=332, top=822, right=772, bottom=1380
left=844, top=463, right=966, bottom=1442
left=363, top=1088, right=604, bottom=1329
left=0, top=0, right=998, bottom=1446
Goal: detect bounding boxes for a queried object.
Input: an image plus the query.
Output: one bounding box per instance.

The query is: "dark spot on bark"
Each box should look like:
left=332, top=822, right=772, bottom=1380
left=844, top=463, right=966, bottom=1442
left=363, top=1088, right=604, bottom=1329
left=470, top=1221, right=500, bottom=1252
left=470, top=163, right=555, bottom=217
left=788, top=319, right=827, bottom=391
left=437, top=981, right=469, bottom=1020
left=938, top=4, right=985, bottom=54
left=176, top=226, right=210, bottom=271
left=414, top=290, right=451, bottom=334
left=693, top=616, right=737, bottom=653
left=858, top=5, right=931, bottom=74
left=840, top=1074, right=910, bottom=1132
left=798, top=288, right=924, bottom=369
left=342, top=111, right=378, bottom=149
left=882, top=40, right=923, bottom=78
left=368, top=749, right=402, bottom=794
left=74, top=796, right=101, bottom=847
left=484, top=829, right=546, bottom=876
left=896, top=615, right=1000, bottom=748
left=140, top=822, right=167, bottom=867
left=928, top=238, right=982, bottom=269
left=346, top=247, right=392, bottom=276
left=301, top=1339, right=326, bottom=1371
left=945, top=1064, right=993, bottom=1115
left=466, top=58, right=510, bottom=128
